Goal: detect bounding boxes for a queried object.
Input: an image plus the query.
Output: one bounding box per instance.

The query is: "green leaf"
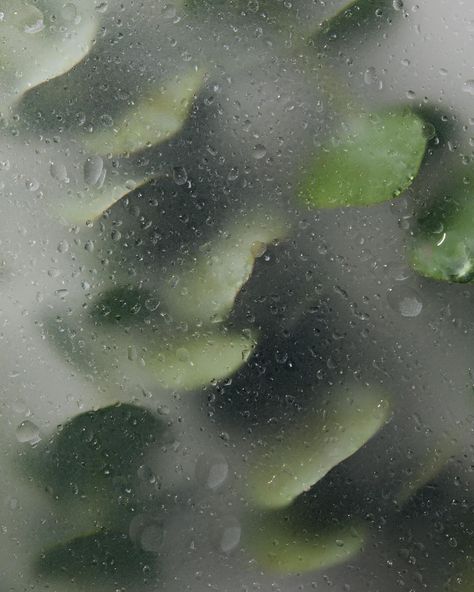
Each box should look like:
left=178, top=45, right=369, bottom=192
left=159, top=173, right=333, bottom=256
left=162, top=215, right=287, bottom=324
left=55, top=176, right=151, bottom=224
left=91, top=286, right=154, bottom=326
left=299, top=110, right=427, bottom=208
left=247, top=387, right=390, bottom=509
left=29, top=404, right=165, bottom=498
left=244, top=510, right=366, bottom=574
left=145, top=330, right=257, bottom=391
left=0, top=0, right=97, bottom=112
left=313, top=0, right=393, bottom=46
left=83, top=70, right=204, bottom=156
left=409, top=175, right=474, bottom=283
left=36, top=530, right=155, bottom=585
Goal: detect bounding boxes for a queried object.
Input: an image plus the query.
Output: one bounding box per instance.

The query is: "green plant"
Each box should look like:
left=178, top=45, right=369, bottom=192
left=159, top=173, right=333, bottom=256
left=0, top=1, right=472, bottom=591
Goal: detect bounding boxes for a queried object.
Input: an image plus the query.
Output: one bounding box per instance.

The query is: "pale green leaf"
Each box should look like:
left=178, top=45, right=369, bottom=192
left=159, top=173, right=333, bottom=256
left=84, top=70, right=204, bottom=156
left=244, top=511, right=366, bottom=574
left=162, top=215, right=288, bottom=324
left=56, top=176, right=151, bottom=224
left=247, top=387, right=390, bottom=509
left=0, top=0, right=97, bottom=112
left=144, top=330, right=257, bottom=391
left=299, top=110, right=427, bottom=208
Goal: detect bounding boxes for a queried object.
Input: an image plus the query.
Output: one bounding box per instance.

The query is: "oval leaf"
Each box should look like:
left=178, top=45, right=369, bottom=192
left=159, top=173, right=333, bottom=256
left=244, top=511, right=366, bottom=574
left=84, top=70, right=204, bottom=156
left=299, top=110, right=427, bottom=208
left=0, top=0, right=97, bottom=112
left=247, top=387, right=390, bottom=509
left=162, top=215, right=287, bottom=325
left=145, top=330, right=257, bottom=391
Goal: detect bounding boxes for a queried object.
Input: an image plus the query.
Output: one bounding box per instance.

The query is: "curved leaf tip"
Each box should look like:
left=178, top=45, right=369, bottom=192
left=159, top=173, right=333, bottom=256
left=247, top=387, right=391, bottom=509
left=244, top=511, right=366, bottom=574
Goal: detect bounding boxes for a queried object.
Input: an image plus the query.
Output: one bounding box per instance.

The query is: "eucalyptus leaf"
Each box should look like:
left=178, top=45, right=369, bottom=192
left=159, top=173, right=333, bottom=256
left=244, top=510, right=366, bottom=574
left=313, top=0, right=393, bottom=47
left=144, top=330, right=257, bottom=391
left=84, top=70, right=204, bottom=156
left=56, top=176, right=151, bottom=224
left=29, top=404, right=165, bottom=498
left=409, top=176, right=474, bottom=283
left=36, top=530, right=155, bottom=585
left=0, top=0, right=97, bottom=112
left=299, top=110, right=427, bottom=208
left=247, top=387, right=390, bottom=509
left=162, top=215, right=287, bottom=324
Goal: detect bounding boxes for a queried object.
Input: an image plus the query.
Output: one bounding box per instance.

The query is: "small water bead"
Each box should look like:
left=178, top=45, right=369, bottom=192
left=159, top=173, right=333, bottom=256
left=219, top=521, right=241, bottom=554
left=387, top=286, right=423, bottom=318
left=24, top=17, right=45, bottom=34
left=25, top=178, right=40, bottom=191
left=96, top=1, right=108, bottom=13
left=57, top=239, right=69, bottom=253
left=172, top=166, right=188, bottom=186
left=463, top=80, right=474, bottom=95
left=195, top=453, right=229, bottom=490
left=50, top=162, right=69, bottom=183
left=252, top=144, right=267, bottom=159
left=84, top=155, right=104, bottom=186
left=16, top=420, right=41, bottom=444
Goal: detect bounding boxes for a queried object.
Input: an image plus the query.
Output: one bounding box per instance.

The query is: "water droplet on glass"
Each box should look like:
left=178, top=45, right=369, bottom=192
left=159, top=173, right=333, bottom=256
left=195, top=453, right=229, bottom=490
left=24, top=18, right=45, bottom=34
left=463, top=80, right=474, bottom=95
left=172, top=166, right=188, bottom=186
left=252, top=144, right=267, bottom=159
left=61, top=3, right=78, bottom=22
left=387, top=286, right=423, bottom=318
left=25, top=179, right=40, bottom=191
left=16, top=420, right=41, bottom=444
left=57, top=240, right=69, bottom=253
left=129, top=514, right=163, bottom=553
left=96, top=1, right=108, bottom=13
left=84, top=155, right=104, bottom=186
left=392, top=0, right=404, bottom=10
left=213, top=517, right=241, bottom=554
left=50, top=162, right=69, bottom=183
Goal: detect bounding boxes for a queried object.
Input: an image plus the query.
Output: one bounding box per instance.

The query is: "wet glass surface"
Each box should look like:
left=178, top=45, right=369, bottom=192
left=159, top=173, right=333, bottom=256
left=0, top=1, right=473, bottom=591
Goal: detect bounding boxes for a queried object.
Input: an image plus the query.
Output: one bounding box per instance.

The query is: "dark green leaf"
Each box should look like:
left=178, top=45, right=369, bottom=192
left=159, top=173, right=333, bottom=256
left=30, top=404, right=165, bottom=497
left=313, top=0, right=394, bottom=47
left=36, top=530, right=155, bottom=585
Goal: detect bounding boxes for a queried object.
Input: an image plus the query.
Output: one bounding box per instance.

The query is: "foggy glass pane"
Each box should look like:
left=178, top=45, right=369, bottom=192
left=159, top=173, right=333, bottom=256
left=0, top=1, right=473, bottom=591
